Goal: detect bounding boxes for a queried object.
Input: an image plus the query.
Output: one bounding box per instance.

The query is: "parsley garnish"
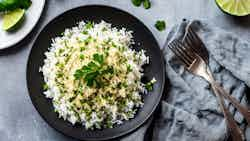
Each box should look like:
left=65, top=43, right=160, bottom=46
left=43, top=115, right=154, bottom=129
left=127, top=64, right=132, bottom=73
left=74, top=53, right=113, bottom=87
left=93, top=53, right=104, bottom=64
left=155, top=20, right=166, bottom=31
left=82, top=30, right=88, bottom=35
left=43, top=83, right=49, bottom=90
left=145, top=78, right=156, bottom=91
left=131, top=0, right=142, bottom=7
left=85, top=21, right=94, bottom=29
left=79, top=54, right=84, bottom=60
left=131, top=0, right=151, bottom=9
left=143, top=0, right=151, bottom=9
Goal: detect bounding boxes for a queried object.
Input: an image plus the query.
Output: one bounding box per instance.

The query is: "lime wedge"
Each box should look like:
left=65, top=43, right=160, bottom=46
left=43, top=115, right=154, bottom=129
left=216, top=0, right=250, bottom=16
left=2, top=8, right=25, bottom=31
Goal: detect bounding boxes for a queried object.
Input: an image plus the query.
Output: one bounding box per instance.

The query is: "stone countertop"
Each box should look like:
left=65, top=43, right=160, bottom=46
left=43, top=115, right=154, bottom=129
left=0, top=0, right=249, bottom=141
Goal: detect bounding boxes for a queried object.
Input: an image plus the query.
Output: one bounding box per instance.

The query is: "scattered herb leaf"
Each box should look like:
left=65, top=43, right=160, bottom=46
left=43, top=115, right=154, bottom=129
left=43, top=83, right=49, bottom=90
left=145, top=78, right=157, bottom=91
left=131, top=0, right=142, bottom=7
left=85, top=21, right=94, bottom=29
left=127, top=64, right=132, bottom=73
left=155, top=20, right=166, bottom=31
left=143, top=0, right=151, bottom=9
left=82, top=30, right=88, bottom=35
left=79, top=54, right=84, bottom=60
left=93, top=53, right=104, bottom=65
left=0, top=0, right=32, bottom=12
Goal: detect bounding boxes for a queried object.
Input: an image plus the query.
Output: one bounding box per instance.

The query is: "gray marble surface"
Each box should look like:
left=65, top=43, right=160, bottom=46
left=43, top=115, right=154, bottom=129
left=0, top=0, right=249, bottom=141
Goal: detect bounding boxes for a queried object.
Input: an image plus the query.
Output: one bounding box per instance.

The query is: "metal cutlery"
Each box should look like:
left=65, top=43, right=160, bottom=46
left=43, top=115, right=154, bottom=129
left=184, top=26, right=250, bottom=125
left=168, top=40, right=244, bottom=141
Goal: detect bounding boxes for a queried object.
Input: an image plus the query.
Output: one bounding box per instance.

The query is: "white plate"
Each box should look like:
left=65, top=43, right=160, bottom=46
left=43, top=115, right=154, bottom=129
left=0, top=0, right=45, bottom=49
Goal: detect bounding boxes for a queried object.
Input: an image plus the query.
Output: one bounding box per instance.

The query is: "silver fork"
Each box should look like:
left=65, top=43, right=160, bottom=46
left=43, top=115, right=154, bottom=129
left=184, top=26, right=250, bottom=125
left=168, top=40, right=244, bottom=141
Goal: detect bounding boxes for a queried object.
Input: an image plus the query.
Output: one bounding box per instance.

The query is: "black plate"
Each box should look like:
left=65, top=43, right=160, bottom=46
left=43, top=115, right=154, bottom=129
left=26, top=5, right=165, bottom=141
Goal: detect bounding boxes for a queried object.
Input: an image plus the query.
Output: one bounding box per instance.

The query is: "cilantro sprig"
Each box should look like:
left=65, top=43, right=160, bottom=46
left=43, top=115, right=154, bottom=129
left=131, top=0, right=151, bottom=9
left=145, top=78, right=156, bottom=91
left=74, top=53, right=113, bottom=87
left=155, top=20, right=166, bottom=31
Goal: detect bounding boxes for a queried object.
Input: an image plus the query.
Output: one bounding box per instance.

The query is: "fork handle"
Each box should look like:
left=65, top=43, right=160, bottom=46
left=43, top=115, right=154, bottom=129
left=211, top=85, right=244, bottom=141
left=212, top=82, right=250, bottom=125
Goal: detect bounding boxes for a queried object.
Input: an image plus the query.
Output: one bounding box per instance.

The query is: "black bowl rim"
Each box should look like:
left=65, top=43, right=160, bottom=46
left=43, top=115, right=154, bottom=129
left=26, top=4, right=165, bottom=141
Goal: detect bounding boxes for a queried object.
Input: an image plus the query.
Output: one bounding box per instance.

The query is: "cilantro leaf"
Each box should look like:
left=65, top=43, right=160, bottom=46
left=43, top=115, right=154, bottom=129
left=145, top=78, right=157, bottom=91
left=131, top=0, right=142, bottom=7
left=155, top=20, right=166, bottom=31
left=0, top=0, right=32, bottom=12
left=74, top=54, right=113, bottom=87
left=43, top=83, right=49, bottom=90
left=79, top=54, right=84, bottom=60
left=85, top=72, right=99, bottom=86
left=85, top=21, right=94, bottom=29
left=74, top=69, right=84, bottom=79
left=143, top=0, right=151, bottom=9
left=93, top=53, right=104, bottom=65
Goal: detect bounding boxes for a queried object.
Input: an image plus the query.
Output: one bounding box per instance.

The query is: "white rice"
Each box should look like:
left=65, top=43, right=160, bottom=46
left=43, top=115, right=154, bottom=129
left=41, top=21, right=150, bottom=129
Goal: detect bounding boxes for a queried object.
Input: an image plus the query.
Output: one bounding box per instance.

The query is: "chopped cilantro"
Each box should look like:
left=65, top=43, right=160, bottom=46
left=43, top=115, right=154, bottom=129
left=145, top=78, right=157, bottom=91
left=74, top=53, right=113, bottom=87
left=132, top=0, right=151, bottom=9
left=93, top=53, right=104, bottom=64
left=155, top=20, right=166, bottom=31
left=57, top=72, right=63, bottom=78
left=80, top=46, right=86, bottom=51
left=43, top=83, right=49, bottom=90
left=79, top=54, right=84, bottom=60
left=58, top=48, right=64, bottom=54
left=82, top=30, right=88, bottom=35
left=131, top=0, right=142, bottom=7
left=127, top=64, right=132, bottom=72
left=84, top=36, right=92, bottom=45
left=143, top=0, right=151, bottom=9
left=85, top=21, right=94, bottom=29
left=102, top=27, right=107, bottom=31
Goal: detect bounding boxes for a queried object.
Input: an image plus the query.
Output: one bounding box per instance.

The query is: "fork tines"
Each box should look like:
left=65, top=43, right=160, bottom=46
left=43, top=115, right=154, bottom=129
left=168, top=40, right=196, bottom=68
left=185, top=26, right=209, bottom=62
left=185, top=26, right=203, bottom=47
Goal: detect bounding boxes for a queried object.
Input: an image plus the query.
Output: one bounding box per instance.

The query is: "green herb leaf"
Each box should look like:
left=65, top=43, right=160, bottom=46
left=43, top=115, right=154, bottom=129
left=80, top=46, right=86, bottom=51
left=127, top=64, right=132, bottom=73
left=84, top=36, right=92, bottom=45
left=93, top=53, right=104, bottom=65
left=43, top=83, right=49, bottom=90
left=145, top=78, right=157, bottom=91
left=85, top=21, right=94, bottom=29
left=155, top=20, right=166, bottom=31
left=79, top=54, right=84, bottom=60
left=85, top=72, right=99, bottom=86
left=0, top=0, right=32, bottom=12
left=143, top=0, right=151, bottom=9
left=74, top=54, right=113, bottom=87
left=131, top=0, right=142, bottom=7
left=82, top=30, right=88, bottom=35
left=74, top=69, right=84, bottom=79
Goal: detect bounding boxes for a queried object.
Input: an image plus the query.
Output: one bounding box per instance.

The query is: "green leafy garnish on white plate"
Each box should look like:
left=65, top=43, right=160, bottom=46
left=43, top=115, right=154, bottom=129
left=0, top=0, right=32, bottom=12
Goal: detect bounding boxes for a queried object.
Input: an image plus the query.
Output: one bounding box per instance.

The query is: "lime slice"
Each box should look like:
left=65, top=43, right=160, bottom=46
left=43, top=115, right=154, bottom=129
left=216, top=0, right=250, bottom=16
left=2, top=8, right=25, bottom=31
